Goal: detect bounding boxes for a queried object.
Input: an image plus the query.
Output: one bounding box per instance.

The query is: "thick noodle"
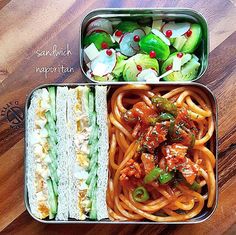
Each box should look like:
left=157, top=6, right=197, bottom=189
left=107, top=85, right=216, bottom=221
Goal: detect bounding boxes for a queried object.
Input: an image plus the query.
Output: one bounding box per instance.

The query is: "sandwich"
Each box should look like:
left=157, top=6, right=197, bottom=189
left=26, top=85, right=109, bottom=221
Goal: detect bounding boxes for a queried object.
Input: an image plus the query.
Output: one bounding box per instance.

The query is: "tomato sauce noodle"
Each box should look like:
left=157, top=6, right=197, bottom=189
left=107, top=84, right=216, bottom=222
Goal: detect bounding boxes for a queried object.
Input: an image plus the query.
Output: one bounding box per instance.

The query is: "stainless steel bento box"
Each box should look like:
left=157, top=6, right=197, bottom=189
left=80, top=8, right=209, bottom=83
left=24, top=82, right=218, bottom=224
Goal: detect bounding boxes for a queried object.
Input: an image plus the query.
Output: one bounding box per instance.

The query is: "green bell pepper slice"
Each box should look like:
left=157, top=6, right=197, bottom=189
left=132, top=186, right=150, bottom=202
left=151, top=96, right=177, bottom=116
left=159, top=171, right=174, bottom=184
left=144, top=167, right=163, bottom=184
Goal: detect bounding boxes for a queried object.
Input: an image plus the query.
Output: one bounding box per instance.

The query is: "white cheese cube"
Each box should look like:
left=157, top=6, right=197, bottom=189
left=84, top=43, right=99, bottom=61
left=173, top=57, right=182, bottom=71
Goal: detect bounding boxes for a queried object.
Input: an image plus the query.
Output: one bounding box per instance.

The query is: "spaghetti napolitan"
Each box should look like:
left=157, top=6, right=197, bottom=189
left=107, top=85, right=216, bottom=222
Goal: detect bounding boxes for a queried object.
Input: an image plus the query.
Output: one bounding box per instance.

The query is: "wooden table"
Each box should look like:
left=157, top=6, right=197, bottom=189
left=0, top=0, right=235, bottom=234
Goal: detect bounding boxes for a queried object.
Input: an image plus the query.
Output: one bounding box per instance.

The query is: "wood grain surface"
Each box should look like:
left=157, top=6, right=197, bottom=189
left=0, top=0, right=236, bottom=234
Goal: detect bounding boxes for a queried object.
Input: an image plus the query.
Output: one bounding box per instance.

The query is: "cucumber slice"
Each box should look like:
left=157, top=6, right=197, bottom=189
left=47, top=137, right=56, bottom=149
left=181, top=58, right=200, bottom=80
left=48, top=87, right=56, bottom=121
left=89, top=152, right=98, bottom=171
left=173, top=35, right=187, bottom=51
left=181, top=24, right=202, bottom=53
left=89, top=111, right=97, bottom=127
left=49, top=161, right=57, bottom=172
left=52, top=159, right=58, bottom=169
left=89, top=186, right=97, bottom=220
left=83, top=86, right=90, bottom=114
left=88, top=175, right=97, bottom=198
left=47, top=179, right=58, bottom=215
left=45, top=111, right=56, bottom=132
left=49, top=211, right=55, bottom=219
left=47, top=138, right=57, bottom=157
left=48, top=148, right=57, bottom=161
left=45, top=124, right=57, bottom=144
left=88, top=91, right=95, bottom=115
left=89, top=143, right=98, bottom=158
left=49, top=163, right=59, bottom=183
left=52, top=178, right=58, bottom=196
left=86, top=164, right=98, bottom=185
left=88, top=125, right=98, bottom=145
left=48, top=161, right=59, bottom=196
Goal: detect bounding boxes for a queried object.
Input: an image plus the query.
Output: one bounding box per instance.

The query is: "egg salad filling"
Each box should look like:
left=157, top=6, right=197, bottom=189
left=73, top=87, right=91, bottom=220
left=32, top=87, right=58, bottom=219
left=72, top=87, right=99, bottom=220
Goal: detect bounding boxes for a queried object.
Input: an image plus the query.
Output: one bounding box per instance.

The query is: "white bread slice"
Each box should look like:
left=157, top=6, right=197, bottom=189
left=67, top=87, right=79, bottom=219
left=26, top=90, right=42, bottom=218
left=95, top=86, right=109, bottom=220
left=56, top=86, right=69, bottom=220
left=26, top=89, right=50, bottom=219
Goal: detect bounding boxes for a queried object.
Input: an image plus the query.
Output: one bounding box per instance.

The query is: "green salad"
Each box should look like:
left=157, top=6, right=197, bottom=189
left=83, top=18, right=202, bottom=82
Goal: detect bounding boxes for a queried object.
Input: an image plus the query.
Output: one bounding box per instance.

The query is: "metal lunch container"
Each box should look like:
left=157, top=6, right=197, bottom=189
left=24, top=82, right=218, bottom=224
left=80, top=8, right=209, bottom=83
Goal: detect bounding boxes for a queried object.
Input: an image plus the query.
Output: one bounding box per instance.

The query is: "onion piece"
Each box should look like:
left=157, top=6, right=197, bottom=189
left=130, top=29, right=145, bottom=50
left=162, top=22, right=190, bottom=38
left=120, top=29, right=145, bottom=56
left=91, top=49, right=117, bottom=77
left=86, top=18, right=113, bottom=35
left=137, top=69, right=159, bottom=82
left=119, top=33, right=137, bottom=56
